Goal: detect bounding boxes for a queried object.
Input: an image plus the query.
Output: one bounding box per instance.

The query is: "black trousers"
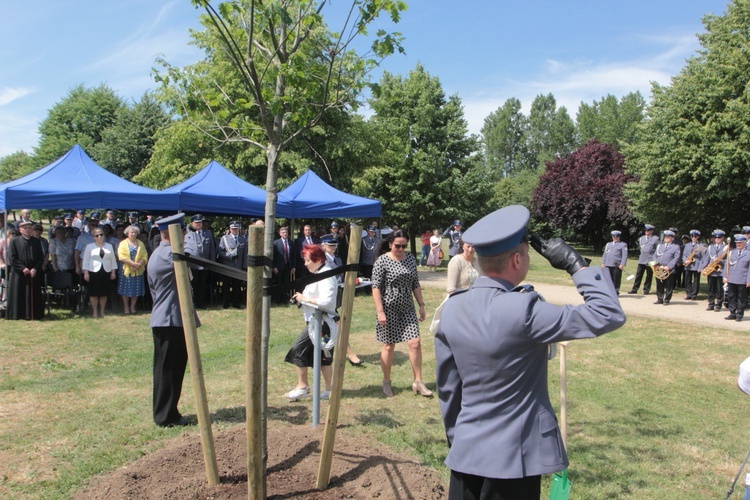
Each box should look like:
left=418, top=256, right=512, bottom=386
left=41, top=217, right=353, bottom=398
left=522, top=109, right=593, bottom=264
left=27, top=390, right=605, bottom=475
left=191, top=268, right=209, bottom=308
left=274, top=266, right=292, bottom=303
left=605, top=266, right=622, bottom=292
left=631, top=263, right=653, bottom=293
left=707, top=275, right=724, bottom=307
left=727, top=283, right=748, bottom=318
left=684, top=270, right=701, bottom=299
left=656, top=273, right=676, bottom=303
left=152, top=326, right=188, bottom=426
left=448, top=470, right=541, bottom=500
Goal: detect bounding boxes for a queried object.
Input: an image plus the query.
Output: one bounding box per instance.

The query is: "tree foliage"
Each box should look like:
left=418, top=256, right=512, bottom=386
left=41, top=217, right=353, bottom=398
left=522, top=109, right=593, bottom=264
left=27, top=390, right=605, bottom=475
left=532, top=139, right=633, bottom=251
left=576, top=92, right=646, bottom=150
left=527, top=93, right=577, bottom=166
left=34, top=84, right=124, bottom=169
left=358, top=64, right=489, bottom=239
left=625, top=0, right=750, bottom=230
left=0, top=151, right=34, bottom=183
left=481, top=97, right=530, bottom=177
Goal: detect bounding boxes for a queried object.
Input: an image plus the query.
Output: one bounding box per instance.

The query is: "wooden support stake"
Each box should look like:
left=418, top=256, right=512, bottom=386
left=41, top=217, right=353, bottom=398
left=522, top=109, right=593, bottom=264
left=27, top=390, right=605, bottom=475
left=316, top=223, right=362, bottom=489
left=167, top=223, right=220, bottom=486
left=246, top=225, right=265, bottom=500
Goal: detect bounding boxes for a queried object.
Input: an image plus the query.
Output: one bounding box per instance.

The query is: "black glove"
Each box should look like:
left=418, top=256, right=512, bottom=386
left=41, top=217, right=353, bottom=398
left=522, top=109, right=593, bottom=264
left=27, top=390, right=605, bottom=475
left=529, top=234, right=589, bottom=275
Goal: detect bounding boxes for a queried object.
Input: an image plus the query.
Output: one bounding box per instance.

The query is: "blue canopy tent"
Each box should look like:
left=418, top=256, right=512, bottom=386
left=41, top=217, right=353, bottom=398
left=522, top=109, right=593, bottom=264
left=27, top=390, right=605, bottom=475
left=163, top=160, right=289, bottom=217
left=0, top=145, right=178, bottom=211
left=277, top=170, right=381, bottom=219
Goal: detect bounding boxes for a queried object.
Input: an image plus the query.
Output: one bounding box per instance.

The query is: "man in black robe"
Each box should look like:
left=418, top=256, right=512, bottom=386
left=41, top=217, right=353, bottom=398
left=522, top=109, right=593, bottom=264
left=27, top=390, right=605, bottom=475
left=7, top=220, right=45, bottom=320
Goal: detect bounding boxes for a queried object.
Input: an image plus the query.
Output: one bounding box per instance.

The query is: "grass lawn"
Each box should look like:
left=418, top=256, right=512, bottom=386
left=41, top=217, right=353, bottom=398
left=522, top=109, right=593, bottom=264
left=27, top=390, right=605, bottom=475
left=1, top=259, right=749, bottom=498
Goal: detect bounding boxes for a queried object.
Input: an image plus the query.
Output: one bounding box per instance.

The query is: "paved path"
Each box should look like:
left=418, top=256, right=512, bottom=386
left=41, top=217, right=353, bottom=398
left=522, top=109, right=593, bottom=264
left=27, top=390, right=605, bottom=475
left=418, top=270, right=748, bottom=332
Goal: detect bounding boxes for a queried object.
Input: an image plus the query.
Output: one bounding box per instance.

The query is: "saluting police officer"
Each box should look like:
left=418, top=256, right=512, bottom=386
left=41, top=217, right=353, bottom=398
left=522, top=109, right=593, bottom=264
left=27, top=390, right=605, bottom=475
left=434, top=205, right=625, bottom=499
left=148, top=213, right=199, bottom=427
left=601, top=229, right=628, bottom=295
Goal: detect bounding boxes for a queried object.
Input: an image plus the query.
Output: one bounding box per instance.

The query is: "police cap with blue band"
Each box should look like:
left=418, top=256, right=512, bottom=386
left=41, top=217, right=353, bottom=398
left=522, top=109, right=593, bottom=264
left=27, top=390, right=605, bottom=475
left=462, top=205, right=529, bottom=257
left=155, top=213, right=186, bottom=230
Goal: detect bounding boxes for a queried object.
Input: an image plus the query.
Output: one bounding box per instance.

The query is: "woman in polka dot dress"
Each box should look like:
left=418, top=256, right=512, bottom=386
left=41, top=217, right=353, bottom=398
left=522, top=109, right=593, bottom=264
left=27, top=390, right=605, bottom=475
left=371, top=230, right=432, bottom=398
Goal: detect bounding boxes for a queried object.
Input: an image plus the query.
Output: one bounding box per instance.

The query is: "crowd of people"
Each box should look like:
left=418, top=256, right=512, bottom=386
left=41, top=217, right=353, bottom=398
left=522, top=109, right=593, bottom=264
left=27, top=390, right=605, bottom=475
left=603, top=224, right=750, bottom=321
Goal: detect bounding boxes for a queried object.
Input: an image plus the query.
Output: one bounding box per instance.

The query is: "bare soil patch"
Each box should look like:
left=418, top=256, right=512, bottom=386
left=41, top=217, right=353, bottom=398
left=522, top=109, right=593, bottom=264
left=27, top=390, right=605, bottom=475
left=77, top=416, right=446, bottom=499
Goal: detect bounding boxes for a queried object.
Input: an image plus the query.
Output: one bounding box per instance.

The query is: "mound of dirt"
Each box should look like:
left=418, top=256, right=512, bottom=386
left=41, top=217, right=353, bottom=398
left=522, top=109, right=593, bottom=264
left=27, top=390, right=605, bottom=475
left=76, top=418, right=446, bottom=499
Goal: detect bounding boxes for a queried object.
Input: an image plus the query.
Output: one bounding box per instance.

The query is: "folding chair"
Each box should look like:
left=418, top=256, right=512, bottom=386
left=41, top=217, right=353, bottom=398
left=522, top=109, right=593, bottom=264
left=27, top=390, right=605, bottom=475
left=45, top=271, right=80, bottom=314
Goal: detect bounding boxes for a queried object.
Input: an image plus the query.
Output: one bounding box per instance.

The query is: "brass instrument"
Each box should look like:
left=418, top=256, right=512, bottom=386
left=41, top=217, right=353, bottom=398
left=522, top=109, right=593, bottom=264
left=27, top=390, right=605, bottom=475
left=701, top=242, right=731, bottom=277
left=683, top=244, right=704, bottom=266
left=648, top=260, right=671, bottom=281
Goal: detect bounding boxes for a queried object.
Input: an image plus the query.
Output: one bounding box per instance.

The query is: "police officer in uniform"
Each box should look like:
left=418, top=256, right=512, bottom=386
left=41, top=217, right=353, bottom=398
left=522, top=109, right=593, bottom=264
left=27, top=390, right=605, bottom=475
left=682, top=229, right=705, bottom=301
left=601, top=229, right=628, bottom=295
left=629, top=224, right=659, bottom=294
left=703, top=229, right=728, bottom=311
left=435, top=206, right=625, bottom=499
left=360, top=225, right=380, bottom=280
left=148, top=213, right=199, bottom=427
left=183, top=214, right=216, bottom=308
left=218, top=221, right=247, bottom=308
left=434, top=205, right=625, bottom=499
left=724, top=233, right=750, bottom=322
left=653, top=229, right=681, bottom=305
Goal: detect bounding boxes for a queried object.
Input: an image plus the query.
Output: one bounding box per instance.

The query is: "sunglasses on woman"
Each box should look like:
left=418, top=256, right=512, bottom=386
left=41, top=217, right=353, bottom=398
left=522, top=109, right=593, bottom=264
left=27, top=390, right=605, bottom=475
left=393, top=244, right=407, bottom=249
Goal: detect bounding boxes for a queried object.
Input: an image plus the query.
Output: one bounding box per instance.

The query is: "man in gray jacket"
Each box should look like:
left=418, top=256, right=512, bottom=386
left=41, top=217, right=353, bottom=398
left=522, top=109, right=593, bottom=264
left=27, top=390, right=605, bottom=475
left=434, top=205, right=626, bottom=498
left=148, top=213, right=200, bottom=427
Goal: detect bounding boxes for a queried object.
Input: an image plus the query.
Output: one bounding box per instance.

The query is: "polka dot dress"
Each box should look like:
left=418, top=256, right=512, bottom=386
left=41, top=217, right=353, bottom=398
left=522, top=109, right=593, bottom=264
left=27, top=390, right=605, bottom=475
left=372, top=252, right=421, bottom=344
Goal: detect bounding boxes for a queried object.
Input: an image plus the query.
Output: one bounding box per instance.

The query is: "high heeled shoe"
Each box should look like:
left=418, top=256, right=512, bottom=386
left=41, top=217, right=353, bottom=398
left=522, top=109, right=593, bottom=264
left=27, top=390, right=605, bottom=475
left=348, top=357, right=364, bottom=367
left=412, top=380, right=433, bottom=397
left=382, top=380, right=394, bottom=397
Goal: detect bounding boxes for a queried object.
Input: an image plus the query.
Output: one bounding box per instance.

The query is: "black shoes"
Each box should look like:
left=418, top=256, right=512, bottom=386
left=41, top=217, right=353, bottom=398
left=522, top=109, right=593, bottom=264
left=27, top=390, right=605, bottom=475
left=157, top=415, right=192, bottom=428
left=348, top=358, right=364, bottom=367
left=725, top=314, right=737, bottom=320
left=653, top=300, right=663, bottom=304
left=706, top=305, right=714, bottom=311
left=628, top=290, right=637, bottom=294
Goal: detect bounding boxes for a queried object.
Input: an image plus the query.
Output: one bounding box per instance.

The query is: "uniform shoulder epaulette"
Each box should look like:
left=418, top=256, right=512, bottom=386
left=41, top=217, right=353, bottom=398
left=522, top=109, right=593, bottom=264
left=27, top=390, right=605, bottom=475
left=447, top=288, right=470, bottom=298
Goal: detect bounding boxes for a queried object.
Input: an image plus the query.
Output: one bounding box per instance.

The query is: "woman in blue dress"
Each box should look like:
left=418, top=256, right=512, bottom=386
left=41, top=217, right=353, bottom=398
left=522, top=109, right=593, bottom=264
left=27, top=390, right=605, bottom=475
left=117, top=225, right=148, bottom=314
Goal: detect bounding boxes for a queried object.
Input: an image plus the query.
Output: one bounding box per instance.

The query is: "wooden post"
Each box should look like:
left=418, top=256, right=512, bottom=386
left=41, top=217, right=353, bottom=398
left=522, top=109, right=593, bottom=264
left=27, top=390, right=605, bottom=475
left=316, top=223, right=362, bottom=489
left=167, top=223, right=220, bottom=486
left=246, top=225, right=265, bottom=500
left=559, top=341, right=569, bottom=450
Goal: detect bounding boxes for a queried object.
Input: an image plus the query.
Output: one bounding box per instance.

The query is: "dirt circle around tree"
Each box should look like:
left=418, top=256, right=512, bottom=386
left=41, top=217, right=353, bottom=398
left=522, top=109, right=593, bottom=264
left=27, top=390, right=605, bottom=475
left=76, top=416, right=446, bottom=499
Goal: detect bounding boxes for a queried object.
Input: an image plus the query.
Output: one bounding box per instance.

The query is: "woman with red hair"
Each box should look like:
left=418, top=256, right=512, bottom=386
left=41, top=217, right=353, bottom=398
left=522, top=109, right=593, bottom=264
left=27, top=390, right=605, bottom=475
left=283, top=244, right=338, bottom=400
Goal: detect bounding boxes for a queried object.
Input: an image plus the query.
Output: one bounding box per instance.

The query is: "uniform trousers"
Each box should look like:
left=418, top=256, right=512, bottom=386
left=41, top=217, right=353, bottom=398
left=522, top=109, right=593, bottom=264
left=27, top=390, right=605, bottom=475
left=726, top=284, right=748, bottom=319
left=706, top=275, right=724, bottom=308
left=605, top=266, right=622, bottom=293
left=684, top=270, right=701, bottom=299
left=655, top=273, right=676, bottom=303
left=191, top=269, right=209, bottom=308
left=448, top=470, right=541, bottom=500
left=631, top=263, right=653, bottom=293
left=152, top=326, right=188, bottom=426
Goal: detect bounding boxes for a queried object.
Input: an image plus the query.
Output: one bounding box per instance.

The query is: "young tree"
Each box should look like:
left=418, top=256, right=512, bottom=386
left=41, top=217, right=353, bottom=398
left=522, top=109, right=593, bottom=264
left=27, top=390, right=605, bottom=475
left=155, top=0, right=406, bottom=489
left=625, top=0, right=750, bottom=229
left=358, top=64, right=489, bottom=245
left=532, top=139, right=633, bottom=252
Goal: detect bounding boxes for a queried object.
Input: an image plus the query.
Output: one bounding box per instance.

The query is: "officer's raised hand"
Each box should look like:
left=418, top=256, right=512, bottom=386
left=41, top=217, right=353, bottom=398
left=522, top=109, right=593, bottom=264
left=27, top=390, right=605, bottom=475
left=529, top=234, right=589, bottom=275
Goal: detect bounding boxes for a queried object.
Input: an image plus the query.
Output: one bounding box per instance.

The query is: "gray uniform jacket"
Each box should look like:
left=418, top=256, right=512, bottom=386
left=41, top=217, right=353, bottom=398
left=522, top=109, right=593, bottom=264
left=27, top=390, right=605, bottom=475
left=183, top=229, right=216, bottom=270
left=637, top=235, right=660, bottom=264
left=434, top=268, right=625, bottom=479
left=148, top=240, right=201, bottom=328
left=602, top=241, right=627, bottom=267
left=654, top=243, right=680, bottom=271
left=725, top=249, right=750, bottom=285
left=218, top=233, right=248, bottom=269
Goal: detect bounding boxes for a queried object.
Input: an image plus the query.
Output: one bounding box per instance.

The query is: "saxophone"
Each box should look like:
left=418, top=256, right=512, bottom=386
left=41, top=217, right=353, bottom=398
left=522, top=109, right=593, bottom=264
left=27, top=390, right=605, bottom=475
left=701, top=242, right=731, bottom=277
left=683, top=244, right=704, bottom=266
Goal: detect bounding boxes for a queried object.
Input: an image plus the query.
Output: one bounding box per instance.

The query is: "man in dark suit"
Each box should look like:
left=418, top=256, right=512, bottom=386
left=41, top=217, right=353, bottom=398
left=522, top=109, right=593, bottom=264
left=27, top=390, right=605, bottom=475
left=273, top=226, right=294, bottom=303
left=293, top=224, right=319, bottom=292
left=434, top=205, right=625, bottom=499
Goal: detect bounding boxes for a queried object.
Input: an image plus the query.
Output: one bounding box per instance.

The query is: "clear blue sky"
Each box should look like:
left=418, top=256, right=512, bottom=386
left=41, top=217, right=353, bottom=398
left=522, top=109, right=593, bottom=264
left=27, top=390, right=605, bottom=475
left=0, top=0, right=731, bottom=159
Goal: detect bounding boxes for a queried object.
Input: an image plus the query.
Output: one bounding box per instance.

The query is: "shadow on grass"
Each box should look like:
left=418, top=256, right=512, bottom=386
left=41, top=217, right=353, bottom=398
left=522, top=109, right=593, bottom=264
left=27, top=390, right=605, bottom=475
left=354, top=407, right=403, bottom=429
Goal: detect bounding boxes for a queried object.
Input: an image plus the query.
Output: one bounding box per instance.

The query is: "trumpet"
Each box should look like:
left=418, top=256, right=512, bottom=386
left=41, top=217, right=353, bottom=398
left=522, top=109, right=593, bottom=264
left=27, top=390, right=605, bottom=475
left=648, top=260, right=671, bottom=281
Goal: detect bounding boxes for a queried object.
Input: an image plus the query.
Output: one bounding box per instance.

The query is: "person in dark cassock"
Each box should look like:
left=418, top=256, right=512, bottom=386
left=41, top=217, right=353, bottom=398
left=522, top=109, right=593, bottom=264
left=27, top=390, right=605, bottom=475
left=6, top=220, right=45, bottom=320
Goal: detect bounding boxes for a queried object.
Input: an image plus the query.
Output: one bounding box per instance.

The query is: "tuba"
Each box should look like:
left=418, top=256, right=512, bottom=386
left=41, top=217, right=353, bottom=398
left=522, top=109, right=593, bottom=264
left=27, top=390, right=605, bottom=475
left=701, top=241, right=731, bottom=277
left=648, top=260, right=671, bottom=281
